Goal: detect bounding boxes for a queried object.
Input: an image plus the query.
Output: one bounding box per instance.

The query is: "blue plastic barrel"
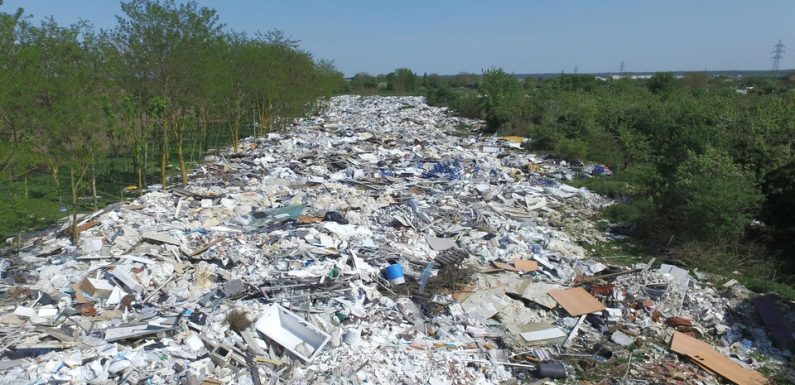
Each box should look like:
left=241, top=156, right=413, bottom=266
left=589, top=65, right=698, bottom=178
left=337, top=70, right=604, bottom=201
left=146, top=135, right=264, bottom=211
left=384, top=263, right=405, bottom=285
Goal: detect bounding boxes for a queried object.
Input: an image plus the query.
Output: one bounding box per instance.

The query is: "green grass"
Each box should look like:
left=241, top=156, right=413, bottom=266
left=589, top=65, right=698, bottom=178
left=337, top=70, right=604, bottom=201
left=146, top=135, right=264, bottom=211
left=0, top=130, right=231, bottom=243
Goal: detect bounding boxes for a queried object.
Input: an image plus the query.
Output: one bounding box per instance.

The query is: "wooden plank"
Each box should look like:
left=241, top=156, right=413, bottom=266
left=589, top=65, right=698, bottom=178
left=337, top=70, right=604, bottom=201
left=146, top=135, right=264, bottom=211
left=547, top=287, right=605, bottom=316
left=77, top=220, right=99, bottom=233
left=670, top=332, right=768, bottom=385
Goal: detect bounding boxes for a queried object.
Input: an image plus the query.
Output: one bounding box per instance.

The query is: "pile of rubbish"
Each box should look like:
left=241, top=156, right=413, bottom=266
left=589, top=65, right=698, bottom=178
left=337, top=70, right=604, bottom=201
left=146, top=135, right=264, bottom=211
left=0, top=95, right=792, bottom=385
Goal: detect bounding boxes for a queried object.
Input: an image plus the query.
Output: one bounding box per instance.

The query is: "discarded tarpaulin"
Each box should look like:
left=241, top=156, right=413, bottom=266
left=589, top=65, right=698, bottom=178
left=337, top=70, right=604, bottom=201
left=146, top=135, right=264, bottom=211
left=752, top=294, right=795, bottom=351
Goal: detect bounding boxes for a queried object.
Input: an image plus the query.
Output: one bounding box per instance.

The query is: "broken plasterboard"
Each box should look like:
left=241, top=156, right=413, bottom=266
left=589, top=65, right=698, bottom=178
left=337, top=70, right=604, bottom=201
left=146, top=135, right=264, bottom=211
left=670, top=331, right=767, bottom=385
left=108, top=270, right=144, bottom=292
left=659, top=264, right=690, bottom=290
left=519, top=324, right=567, bottom=345
left=548, top=287, right=606, bottom=316
left=425, top=235, right=456, bottom=251
left=142, top=231, right=180, bottom=246
left=459, top=290, right=512, bottom=320
left=521, top=282, right=560, bottom=309
left=104, top=316, right=179, bottom=342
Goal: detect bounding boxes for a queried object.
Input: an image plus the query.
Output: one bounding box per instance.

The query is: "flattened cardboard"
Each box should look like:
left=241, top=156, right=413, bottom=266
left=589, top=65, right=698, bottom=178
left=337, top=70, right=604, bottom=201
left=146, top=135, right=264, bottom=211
left=670, top=332, right=767, bottom=385
left=79, top=278, right=115, bottom=299
left=548, top=287, right=606, bottom=316
left=513, top=259, right=539, bottom=272
left=491, top=261, right=518, bottom=271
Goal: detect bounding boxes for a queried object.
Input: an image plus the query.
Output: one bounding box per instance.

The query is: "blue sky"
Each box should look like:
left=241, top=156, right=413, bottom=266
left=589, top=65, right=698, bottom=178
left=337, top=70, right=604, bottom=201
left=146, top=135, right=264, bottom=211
left=3, top=0, right=793, bottom=76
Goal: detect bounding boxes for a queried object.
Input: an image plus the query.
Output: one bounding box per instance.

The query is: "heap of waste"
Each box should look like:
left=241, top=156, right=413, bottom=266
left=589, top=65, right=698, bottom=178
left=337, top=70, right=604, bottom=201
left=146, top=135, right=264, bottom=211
left=0, top=95, right=792, bottom=385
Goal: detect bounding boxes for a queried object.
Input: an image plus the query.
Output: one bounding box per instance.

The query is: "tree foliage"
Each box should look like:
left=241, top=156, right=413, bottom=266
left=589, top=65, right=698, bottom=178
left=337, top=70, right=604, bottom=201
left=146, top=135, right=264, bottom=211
left=671, top=147, right=762, bottom=242
left=0, top=0, right=344, bottom=243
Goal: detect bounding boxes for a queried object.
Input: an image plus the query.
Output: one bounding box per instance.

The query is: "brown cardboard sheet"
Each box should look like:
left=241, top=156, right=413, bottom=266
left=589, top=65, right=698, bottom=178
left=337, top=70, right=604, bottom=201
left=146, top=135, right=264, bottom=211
left=547, top=287, right=606, bottom=316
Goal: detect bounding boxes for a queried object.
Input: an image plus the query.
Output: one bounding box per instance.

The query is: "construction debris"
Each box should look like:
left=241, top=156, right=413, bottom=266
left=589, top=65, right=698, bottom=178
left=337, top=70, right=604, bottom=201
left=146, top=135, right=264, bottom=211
left=0, top=96, right=789, bottom=384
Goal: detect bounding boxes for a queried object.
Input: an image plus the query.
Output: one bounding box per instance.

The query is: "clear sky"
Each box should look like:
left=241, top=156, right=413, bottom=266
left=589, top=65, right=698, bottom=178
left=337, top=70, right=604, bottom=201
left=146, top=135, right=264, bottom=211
left=2, top=0, right=793, bottom=76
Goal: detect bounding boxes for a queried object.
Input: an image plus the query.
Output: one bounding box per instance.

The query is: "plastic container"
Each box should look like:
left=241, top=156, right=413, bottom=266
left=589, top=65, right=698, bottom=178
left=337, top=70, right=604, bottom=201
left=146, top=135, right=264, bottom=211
left=592, top=343, right=613, bottom=361
left=537, top=361, right=567, bottom=379
left=384, top=263, right=405, bottom=285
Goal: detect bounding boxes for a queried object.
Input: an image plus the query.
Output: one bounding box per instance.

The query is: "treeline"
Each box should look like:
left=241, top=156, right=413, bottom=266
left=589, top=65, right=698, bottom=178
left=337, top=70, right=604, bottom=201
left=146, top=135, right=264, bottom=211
left=0, top=0, right=344, bottom=243
left=352, top=68, right=795, bottom=289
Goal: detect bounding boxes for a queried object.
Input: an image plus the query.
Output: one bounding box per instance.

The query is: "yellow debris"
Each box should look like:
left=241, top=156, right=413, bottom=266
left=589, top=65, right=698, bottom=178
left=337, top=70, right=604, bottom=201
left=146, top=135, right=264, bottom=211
left=500, top=136, right=524, bottom=144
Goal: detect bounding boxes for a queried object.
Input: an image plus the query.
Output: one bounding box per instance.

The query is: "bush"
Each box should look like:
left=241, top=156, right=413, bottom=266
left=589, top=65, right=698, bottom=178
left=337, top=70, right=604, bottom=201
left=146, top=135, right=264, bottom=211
left=554, top=138, right=589, bottom=161
left=604, top=203, right=641, bottom=223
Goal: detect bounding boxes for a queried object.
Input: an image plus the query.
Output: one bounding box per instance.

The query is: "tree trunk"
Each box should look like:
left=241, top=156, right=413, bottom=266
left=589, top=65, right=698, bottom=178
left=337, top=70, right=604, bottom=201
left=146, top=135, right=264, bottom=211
left=200, top=106, right=210, bottom=153
left=160, top=116, right=169, bottom=191
left=173, top=114, right=189, bottom=185
left=91, top=155, right=98, bottom=211
left=49, top=162, right=60, bottom=188
left=140, top=112, right=148, bottom=195
left=257, top=105, right=268, bottom=137
left=70, top=167, right=79, bottom=246
left=230, top=110, right=241, bottom=153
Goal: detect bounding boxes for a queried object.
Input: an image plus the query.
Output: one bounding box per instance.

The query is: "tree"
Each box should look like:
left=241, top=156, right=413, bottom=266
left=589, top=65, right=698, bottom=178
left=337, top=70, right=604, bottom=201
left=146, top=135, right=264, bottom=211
left=20, top=19, right=113, bottom=244
left=670, top=147, right=762, bottom=242
left=647, top=72, right=679, bottom=95
left=760, top=160, right=795, bottom=230
left=351, top=73, right=377, bottom=91
left=479, top=67, right=525, bottom=129
left=113, top=0, right=224, bottom=188
left=386, top=68, right=417, bottom=93
left=0, top=1, right=343, bottom=242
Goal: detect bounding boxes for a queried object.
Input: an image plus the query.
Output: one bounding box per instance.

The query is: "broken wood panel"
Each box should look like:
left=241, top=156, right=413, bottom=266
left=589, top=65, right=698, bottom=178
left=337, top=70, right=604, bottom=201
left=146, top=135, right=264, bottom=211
left=670, top=331, right=767, bottom=385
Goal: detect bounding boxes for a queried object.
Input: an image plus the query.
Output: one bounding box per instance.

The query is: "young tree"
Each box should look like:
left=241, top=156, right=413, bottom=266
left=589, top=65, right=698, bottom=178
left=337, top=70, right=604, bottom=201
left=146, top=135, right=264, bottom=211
left=113, top=0, right=223, bottom=189
left=23, top=19, right=113, bottom=244
left=479, top=67, right=525, bottom=129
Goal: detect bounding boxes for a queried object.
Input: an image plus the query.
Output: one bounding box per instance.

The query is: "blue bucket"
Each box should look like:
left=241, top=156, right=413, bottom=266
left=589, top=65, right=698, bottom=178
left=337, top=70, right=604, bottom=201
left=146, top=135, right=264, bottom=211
left=384, top=263, right=405, bottom=285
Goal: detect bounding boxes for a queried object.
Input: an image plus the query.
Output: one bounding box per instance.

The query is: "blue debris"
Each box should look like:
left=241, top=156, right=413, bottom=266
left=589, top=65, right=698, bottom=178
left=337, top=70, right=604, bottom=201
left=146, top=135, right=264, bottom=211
left=421, top=159, right=463, bottom=180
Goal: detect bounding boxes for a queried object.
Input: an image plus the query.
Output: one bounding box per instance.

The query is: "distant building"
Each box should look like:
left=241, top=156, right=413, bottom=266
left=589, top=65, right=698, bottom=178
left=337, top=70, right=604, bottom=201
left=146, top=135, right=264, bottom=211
left=735, top=86, right=754, bottom=95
